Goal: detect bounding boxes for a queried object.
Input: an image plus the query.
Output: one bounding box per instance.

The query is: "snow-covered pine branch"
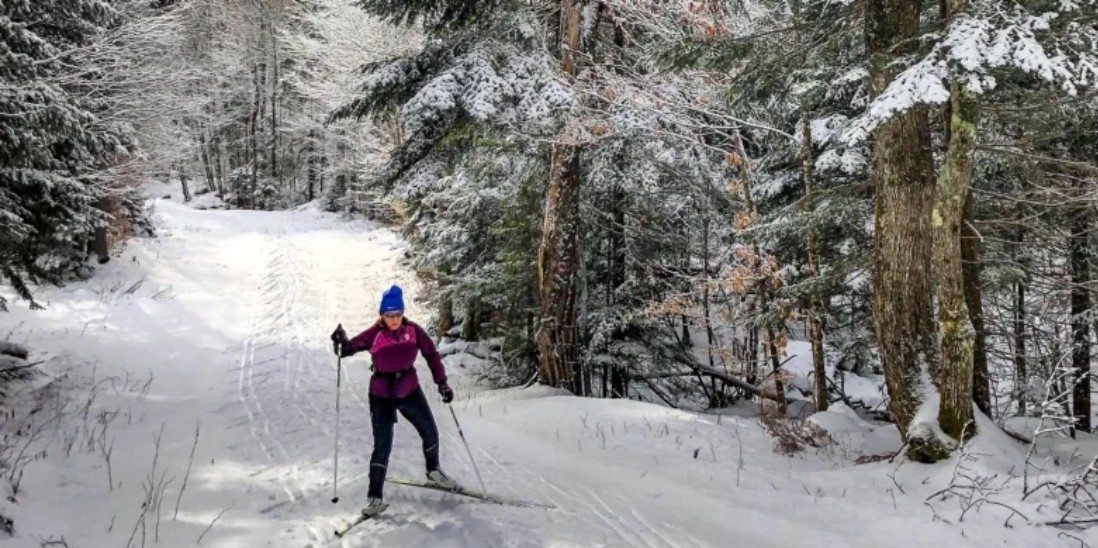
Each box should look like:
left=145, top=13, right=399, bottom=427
left=847, top=3, right=1098, bottom=142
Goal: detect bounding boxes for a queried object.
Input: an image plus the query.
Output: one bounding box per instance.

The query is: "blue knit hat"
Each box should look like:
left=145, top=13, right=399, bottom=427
left=379, top=285, right=404, bottom=314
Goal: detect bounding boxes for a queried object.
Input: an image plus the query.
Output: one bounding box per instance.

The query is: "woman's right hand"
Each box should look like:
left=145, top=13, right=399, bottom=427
left=331, top=324, right=349, bottom=355
left=438, top=382, right=454, bottom=404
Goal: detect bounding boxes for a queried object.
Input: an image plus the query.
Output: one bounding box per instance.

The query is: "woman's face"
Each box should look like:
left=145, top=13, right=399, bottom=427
left=382, top=311, right=403, bottom=331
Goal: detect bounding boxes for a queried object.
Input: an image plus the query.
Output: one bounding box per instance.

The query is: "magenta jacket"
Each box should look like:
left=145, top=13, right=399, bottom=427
left=345, top=319, right=447, bottom=398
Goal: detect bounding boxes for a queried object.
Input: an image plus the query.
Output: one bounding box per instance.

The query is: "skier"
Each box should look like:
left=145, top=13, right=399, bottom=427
left=330, top=284, right=457, bottom=517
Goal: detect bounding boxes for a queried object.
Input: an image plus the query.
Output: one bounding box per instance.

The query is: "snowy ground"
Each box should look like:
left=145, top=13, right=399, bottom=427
left=0, top=184, right=1087, bottom=547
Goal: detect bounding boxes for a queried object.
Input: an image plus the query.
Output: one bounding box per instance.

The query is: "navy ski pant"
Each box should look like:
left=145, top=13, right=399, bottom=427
left=367, top=387, right=440, bottom=498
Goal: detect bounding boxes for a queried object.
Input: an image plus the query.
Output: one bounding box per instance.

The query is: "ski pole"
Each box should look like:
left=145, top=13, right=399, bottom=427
left=331, top=342, right=343, bottom=504
left=448, top=405, right=486, bottom=492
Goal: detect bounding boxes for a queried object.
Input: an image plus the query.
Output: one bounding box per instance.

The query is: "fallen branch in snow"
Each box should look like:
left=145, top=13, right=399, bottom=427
left=822, top=375, right=890, bottom=422
left=1000, top=425, right=1033, bottom=445
left=636, top=375, right=677, bottom=408
left=0, top=342, right=28, bottom=360
left=629, top=363, right=793, bottom=405
left=197, top=501, right=235, bottom=544
left=0, top=359, right=44, bottom=372
left=888, top=441, right=908, bottom=464
left=1047, top=517, right=1098, bottom=528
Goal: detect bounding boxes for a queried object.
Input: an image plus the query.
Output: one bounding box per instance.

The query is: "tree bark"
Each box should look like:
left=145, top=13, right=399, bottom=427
left=1071, top=186, right=1092, bottom=433
left=214, top=131, right=226, bottom=200
left=250, top=62, right=261, bottom=209
left=438, top=294, right=454, bottom=337
left=868, top=0, right=943, bottom=461
left=961, top=188, right=991, bottom=416
left=933, top=79, right=978, bottom=442
left=91, top=195, right=111, bottom=264
left=200, top=130, right=217, bottom=194
left=537, top=0, right=585, bottom=391
left=268, top=13, right=279, bottom=183
left=537, top=142, right=581, bottom=389
left=461, top=296, right=480, bottom=341
left=307, top=131, right=318, bottom=202
left=179, top=162, right=192, bottom=203
left=1013, top=227, right=1027, bottom=415
left=765, top=320, right=787, bottom=414
left=801, top=103, right=828, bottom=412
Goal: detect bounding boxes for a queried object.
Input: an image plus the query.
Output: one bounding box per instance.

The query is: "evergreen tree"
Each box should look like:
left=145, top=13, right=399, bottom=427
left=0, top=0, right=132, bottom=309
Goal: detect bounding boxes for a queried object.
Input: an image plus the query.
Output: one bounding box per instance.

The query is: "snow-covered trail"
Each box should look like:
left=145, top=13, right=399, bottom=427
left=0, top=194, right=1072, bottom=547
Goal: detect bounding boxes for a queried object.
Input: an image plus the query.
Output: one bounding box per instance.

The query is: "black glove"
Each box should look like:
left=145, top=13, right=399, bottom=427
left=438, top=383, right=454, bottom=404
left=331, top=324, right=349, bottom=356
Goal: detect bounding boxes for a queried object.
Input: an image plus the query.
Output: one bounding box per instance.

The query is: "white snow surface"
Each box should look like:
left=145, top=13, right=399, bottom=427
left=0, top=184, right=1081, bottom=547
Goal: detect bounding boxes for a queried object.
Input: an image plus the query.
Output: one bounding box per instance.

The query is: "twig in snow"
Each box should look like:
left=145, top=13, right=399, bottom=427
left=924, top=422, right=1030, bottom=526
left=197, top=501, right=235, bottom=544
left=889, top=441, right=909, bottom=463
left=32, top=535, right=70, bottom=547
left=125, top=504, right=147, bottom=548
left=97, top=428, right=114, bottom=491
left=1057, top=531, right=1091, bottom=548
left=174, top=419, right=201, bottom=520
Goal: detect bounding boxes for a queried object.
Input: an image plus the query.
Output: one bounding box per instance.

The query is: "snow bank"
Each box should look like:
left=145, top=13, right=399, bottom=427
left=808, top=402, right=903, bottom=458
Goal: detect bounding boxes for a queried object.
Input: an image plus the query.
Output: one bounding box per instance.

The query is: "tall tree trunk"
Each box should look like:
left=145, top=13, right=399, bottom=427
left=179, top=162, right=192, bottom=203
left=1071, top=188, right=1092, bottom=433
left=801, top=103, right=828, bottom=412
left=250, top=63, right=261, bottom=209
left=461, top=296, right=480, bottom=341
left=703, top=215, right=721, bottom=406
left=269, top=14, right=279, bottom=184
left=214, top=131, right=226, bottom=200
left=91, top=195, right=111, bottom=264
left=1013, top=227, right=1027, bottom=415
left=747, top=321, right=759, bottom=386
left=933, top=77, right=978, bottom=442
left=868, top=0, right=942, bottom=461
left=961, top=188, right=991, bottom=416
left=200, top=130, right=217, bottom=194
left=438, top=295, right=454, bottom=338
left=537, top=142, right=581, bottom=389
left=307, top=132, right=317, bottom=202
left=765, top=318, right=787, bottom=414
left=537, top=0, right=585, bottom=391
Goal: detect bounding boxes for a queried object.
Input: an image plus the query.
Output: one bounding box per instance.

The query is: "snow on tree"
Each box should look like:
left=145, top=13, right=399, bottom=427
left=0, top=0, right=133, bottom=309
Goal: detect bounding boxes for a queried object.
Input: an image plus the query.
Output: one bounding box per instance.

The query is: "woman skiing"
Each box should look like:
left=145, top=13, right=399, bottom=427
left=331, top=284, right=457, bottom=516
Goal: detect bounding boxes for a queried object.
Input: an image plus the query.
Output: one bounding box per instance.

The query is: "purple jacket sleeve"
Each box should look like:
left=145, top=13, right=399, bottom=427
left=413, top=322, right=447, bottom=385
left=347, top=324, right=381, bottom=354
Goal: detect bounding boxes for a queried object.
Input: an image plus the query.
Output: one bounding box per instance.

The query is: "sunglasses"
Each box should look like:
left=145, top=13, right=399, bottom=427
left=382, top=311, right=404, bottom=319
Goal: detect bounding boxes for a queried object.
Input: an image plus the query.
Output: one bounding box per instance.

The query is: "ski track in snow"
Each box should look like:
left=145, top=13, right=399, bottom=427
left=215, top=209, right=664, bottom=546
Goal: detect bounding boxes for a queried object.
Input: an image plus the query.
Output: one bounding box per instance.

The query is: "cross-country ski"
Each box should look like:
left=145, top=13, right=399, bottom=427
left=386, top=478, right=554, bottom=509
left=333, top=505, right=388, bottom=539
